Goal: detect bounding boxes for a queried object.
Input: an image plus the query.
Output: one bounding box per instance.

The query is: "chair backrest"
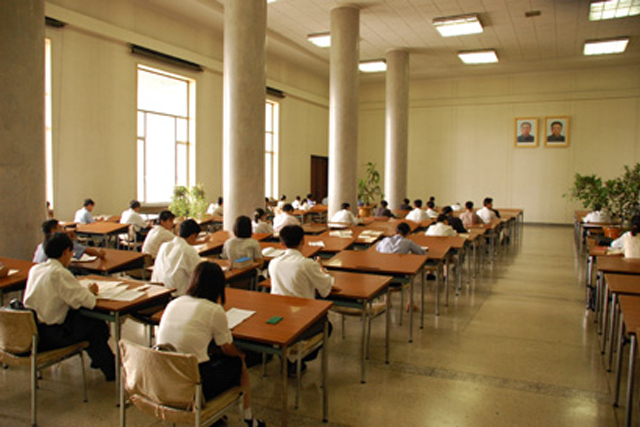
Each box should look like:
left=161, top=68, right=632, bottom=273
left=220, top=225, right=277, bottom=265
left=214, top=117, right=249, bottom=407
left=119, top=339, right=201, bottom=410
left=0, top=309, right=38, bottom=354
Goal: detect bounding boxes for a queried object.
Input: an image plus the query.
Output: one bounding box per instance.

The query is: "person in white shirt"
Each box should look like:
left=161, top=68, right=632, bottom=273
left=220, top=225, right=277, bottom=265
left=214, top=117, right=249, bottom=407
left=252, top=208, right=274, bottom=234
left=222, top=216, right=263, bottom=262
left=583, top=204, right=612, bottom=223
left=33, top=219, right=105, bottom=263
left=425, top=201, right=439, bottom=219
left=276, top=194, right=287, bottom=211
left=405, top=199, right=429, bottom=223
left=376, top=222, right=426, bottom=255
left=451, top=202, right=462, bottom=212
left=142, top=210, right=176, bottom=258
left=152, top=219, right=201, bottom=296
left=291, top=196, right=302, bottom=210
left=269, top=225, right=333, bottom=375
left=426, top=215, right=458, bottom=236
left=300, top=193, right=316, bottom=210
left=74, top=198, right=100, bottom=224
left=273, top=204, right=301, bottom=232
left=329, top=202, right=358, bottom=226
left=611, top=215, right=640, bottom=258
left=157, top=262, right=266, bottom=427
left=120, top=200, right=149, bottom=233
left=476, top=197, right=500, bottom=224
left=23, top=233, right=115, bottom=381
left=207, top=196, right=224, bottom=216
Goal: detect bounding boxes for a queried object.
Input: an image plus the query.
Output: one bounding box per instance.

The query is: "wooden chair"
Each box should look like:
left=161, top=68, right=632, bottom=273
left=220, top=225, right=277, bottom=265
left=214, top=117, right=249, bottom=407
left=0, top=309, right=88, bottom=427
left=119, top=339, right=243, bottom=427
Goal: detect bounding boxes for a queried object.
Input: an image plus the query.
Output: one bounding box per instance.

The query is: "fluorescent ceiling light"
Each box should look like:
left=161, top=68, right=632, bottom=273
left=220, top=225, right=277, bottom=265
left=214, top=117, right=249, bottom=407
left=359, top=60, right=387, bottom=73
left=589, top=0, right=640, bottom=20
left=433, top=14, right=483, bottom=37
left=458, top=50, right=498, bottom=64
left=583, top=38, right=629, bottom=55
left=307, top=32, right=331, bottom=48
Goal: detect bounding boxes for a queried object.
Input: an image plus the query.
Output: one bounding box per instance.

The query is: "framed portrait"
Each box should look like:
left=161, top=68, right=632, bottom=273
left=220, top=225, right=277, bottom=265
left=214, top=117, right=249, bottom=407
left=544, top=116, right=570, bottom=147
left=514, top=118, right=538, bottom=148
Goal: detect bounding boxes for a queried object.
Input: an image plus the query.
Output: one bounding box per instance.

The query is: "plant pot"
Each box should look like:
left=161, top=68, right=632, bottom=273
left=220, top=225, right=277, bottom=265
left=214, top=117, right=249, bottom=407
left=358, top=205, right=374, bottom=218
left=603, top=226, right=621, bottom=239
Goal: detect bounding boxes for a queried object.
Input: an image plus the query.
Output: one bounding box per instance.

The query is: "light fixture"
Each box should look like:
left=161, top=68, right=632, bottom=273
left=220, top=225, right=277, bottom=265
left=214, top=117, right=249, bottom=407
left=589, top=0, right=640, bottom=20
left=433, top=14, right=483, bottom=37
left=307, top=32, right=331, bottom=48
left=458, top=50, right=498, bottom=64
left=359, top=60, right=387, bottom=73
left=267, top=0, right=277, bottom=3
left=583, top=38, right=629, bottom=55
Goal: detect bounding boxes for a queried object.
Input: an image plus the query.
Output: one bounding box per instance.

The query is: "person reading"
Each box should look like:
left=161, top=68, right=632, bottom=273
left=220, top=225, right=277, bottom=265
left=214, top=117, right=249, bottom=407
left=221, top=216, right=263, bottom=263
left=33, top=219, right=105, bottom=263
left=477, top=197, right=499, bottom=224
left=376, top=222, right=425, bottom=255
left=425, top=214, right=458, bottom=236
left=460, top=201, right=483, bottom=229
left=142, top=210, right=176, bottom=258
left=583, top=204, right=611, bottom=223
left=252, top=208, right=274, bottom=234
left=273, top=203, right=300, bottom=232
left=120, top=199, right=150, bottom=233
left=399, top=198, right=412, bottom=210
left=405, top=199, right=429, bottom=223
left=74, top=198, right=101, bottom=224
left=425, top=201, right=439, bottom=219
left=611, top=215, right=640, bottom=258
left=329, top=202, right=358, bottom=225
left=442, top=206, right=467, bottom=234
left=374, top=200, right=394, bottom=218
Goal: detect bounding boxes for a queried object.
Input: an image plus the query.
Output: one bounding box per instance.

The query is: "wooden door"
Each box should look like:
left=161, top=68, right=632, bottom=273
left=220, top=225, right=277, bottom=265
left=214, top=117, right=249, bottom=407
left=310, top=155, right=328, bottom=203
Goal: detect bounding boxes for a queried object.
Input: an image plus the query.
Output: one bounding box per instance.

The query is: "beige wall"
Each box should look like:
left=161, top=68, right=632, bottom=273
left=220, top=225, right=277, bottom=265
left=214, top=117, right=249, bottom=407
left=360, top=66, right=640, bottom=223
left=46, top=0, right=328, bottom=220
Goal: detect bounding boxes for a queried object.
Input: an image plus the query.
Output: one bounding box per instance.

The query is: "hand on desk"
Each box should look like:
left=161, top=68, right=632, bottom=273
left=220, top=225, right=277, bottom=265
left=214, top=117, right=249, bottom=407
left=87, top=283, right=99, bottom=295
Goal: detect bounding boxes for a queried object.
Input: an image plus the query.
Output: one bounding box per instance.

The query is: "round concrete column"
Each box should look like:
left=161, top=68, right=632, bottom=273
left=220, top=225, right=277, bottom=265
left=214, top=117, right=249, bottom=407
left=223, top=0, right=266, bottom=230
left=0, top=0, right=45, bottom=260
left=328, top=6, right=359, bottom=218
left=384, top=49, right=409, bottom=210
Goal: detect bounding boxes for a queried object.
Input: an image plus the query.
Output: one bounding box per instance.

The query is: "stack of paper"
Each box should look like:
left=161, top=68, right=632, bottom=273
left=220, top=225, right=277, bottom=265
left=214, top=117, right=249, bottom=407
left=360, top=230, right=383, bottom=237
left=76, top=253, right=98, bottom=263
left=78, top=279, right=146, bottom=302
left=226, top=308, right=256, bottom=329
left=329, top=230, right=353, bottom=238
left=7, top=270, right=19, bottom=276
left=262, top=247, right=285, bottom=258
left=308, top=241, right=325, bottom=247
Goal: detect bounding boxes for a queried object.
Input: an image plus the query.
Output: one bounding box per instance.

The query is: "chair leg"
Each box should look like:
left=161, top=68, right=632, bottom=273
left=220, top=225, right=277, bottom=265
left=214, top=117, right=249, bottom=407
left=80, top=352, right=88, bottom=403
left=31, top=335, right=37, bottom=427
left=399, top=287, right=404, bottom=326
left=366, top=303, right=372, bottom=360
left=262, top=353, right=268, bottom=377
left=341, top=314, right=346, bottom=339
left=295, top=342, right=303, bottom=410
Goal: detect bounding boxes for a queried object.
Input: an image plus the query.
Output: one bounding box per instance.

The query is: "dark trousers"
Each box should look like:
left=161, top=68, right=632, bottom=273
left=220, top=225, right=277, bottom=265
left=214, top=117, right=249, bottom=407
left=198, top=355, right=242, bottom=401
left=37, top=310, right=116, bottom=380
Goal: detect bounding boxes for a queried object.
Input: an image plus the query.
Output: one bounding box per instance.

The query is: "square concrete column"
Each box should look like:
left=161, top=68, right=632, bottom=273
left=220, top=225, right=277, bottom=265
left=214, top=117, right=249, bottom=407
left=328, top=6, right=360, bottom=218
left=223, top=0, right=267, bottom=230
left=0, top=0, right=46, bottom=260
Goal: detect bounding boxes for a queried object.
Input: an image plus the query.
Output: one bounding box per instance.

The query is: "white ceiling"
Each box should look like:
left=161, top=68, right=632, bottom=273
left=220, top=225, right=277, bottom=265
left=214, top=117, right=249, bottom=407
left=145, top=0, right=640, bottom=81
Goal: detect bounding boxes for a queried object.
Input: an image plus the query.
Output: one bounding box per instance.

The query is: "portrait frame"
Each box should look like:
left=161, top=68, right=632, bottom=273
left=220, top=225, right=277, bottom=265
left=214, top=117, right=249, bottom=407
left=514, top=117, right=538, bottom=148
left=544, top=116, right=570, bottom=148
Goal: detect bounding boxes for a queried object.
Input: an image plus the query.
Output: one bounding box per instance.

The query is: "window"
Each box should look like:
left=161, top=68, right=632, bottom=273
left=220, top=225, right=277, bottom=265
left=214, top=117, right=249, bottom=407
left=45, top=38, right=53, bottom=207
left=137, top=65, right=195, bottom=204
left=265, top=100, right=279, bottom=199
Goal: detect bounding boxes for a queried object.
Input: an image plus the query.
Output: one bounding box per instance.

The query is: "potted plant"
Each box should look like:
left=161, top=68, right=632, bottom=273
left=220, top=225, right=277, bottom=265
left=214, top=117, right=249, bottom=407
left=169, top=185, right=190, bottom=219
left=169, top=184, right=208, bottom=220
left=189, top=184, right=208, bottom=220
left=357, top=162, right=383, bottom=218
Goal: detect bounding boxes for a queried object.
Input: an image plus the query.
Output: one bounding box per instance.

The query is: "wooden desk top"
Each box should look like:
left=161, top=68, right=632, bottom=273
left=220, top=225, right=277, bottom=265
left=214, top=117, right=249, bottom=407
left=207, top=258, right=262, bottom=281
left=589, top=246, right=623, bottom=257
left=75, top=222, right=130, bottom=235
left=408, top=235, right=457, bottom=260
left=468, top=219, right=502, bottom=231
left=495, top=208, right=524, bottom=216
left=318, top=227, right=382, bottom=245
left=301, top=223, right=329, bottom=235
left=392, top=209, right=410, bottom=219
left=0, top=257, right=36, bottom=292
left=259, top=242, right=321, bottom=260
left=84, top=275, right=173, bottom=313
left=195, top=231, right=271, bottom=256
left=365, top=219, right=419, bottom=237
left=323, top=250, right=427, bottom=276
left=605, top=274, right=640, bottom=295
left=618, top=295, right=640, bottom=335
left=305, top=235, right=356, bottom=253
left=597, top=257, right=640, bottom=275
left=71, top=249, right=146, bottom=273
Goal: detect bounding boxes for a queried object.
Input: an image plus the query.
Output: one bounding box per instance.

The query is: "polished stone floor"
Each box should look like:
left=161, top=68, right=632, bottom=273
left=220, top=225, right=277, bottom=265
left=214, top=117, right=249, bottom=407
left=0, top=225, right=622, bottom=426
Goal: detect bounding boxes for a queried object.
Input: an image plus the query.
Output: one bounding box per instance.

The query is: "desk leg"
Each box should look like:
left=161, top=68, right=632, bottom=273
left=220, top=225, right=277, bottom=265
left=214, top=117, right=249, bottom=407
left=281, top=346, right=288, bottom=427
left=435, top=263, right=441, bottom=317
left=466, top=244, right=472, bottom=283
left=614, top=316, right=626, bottom=407
left=456, top=249, right=462, bottom=295
left=596, top=273, right=603, bottom=328
left=408, top=278, right=413, bottom=343
left=385, top=288, right=390, bottom=364
left=420, top=268, right=425, bottom=329
left=473, top=240, right=477, bottom=278
left=322, top=320, right=329, bottom=423
left=444, top=256, right=450, bottom=307
left=608, top=298, right=619, bottom=372
left=626, top=334, right=637, bottom=427
left=601, top=283, right=610, bottom=354
left=360, top=301, right=367, bottom=384
left=114, top=312, right=121, bottom=407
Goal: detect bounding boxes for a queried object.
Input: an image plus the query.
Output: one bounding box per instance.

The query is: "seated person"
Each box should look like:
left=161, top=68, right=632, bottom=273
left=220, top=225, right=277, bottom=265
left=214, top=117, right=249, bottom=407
left=120, top=199, right=150, bottom=233
left=477, top=197, right=500, bottom=224
left=252, top=208, right=274, bottom=234
left=207, top=197, right=224, bottom=216
left=269, top=225, right=333, bottom=375
left=376, top=222, right=425, bottom=255
left=152, top=219, right=201, bottom=296
left=611, top=215, right=640, bottom=258
left=426, top=214, right=458, bottom=236
left=33, top=219, right=105, bottom=263
left=374, top=200, right=394, bottom=218
left=222, top=216, right=263, bottom=262
left=276, top=194, right=287, bottom=211
left=301, top=193, right=316, bottom=210
left=399, top=198, right=412, bottom=211
left=24, top=233, right=115, bottom=381
left=156, top=262, right=266, bottom=427
left=442, top=206, right=467, bottom=234
left=425, top=201, right=439, bottom=219
left=451, top=202, right=462, bottom=212
left=460, top=201, right=483, bottom=229
left=142, top=210, right=176, bottom=258
left=291, top=196, right=302, bottom=210
left=329, top=202, right=358, bottom=225
left=273, top=203, right=300, bottom=232
left=405, top=199, right=429, bottom=223
left=74, top=198, right=100, bottom=224
left=583, top=204, right=612, bottom=223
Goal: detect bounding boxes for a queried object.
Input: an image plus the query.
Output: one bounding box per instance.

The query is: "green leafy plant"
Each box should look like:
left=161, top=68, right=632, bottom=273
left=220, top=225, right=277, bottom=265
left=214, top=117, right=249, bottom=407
left=169, top=184, right=208, bottom=219
left=357, top=162, right=383, bottom=206
left=189, top=184, right=208, bottom=219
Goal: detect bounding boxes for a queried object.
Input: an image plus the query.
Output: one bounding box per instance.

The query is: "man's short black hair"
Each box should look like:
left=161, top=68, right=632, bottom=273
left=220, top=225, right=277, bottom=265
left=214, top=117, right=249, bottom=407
left=279, top=225, right=304, bottom=248
left=159, top=210, right=175, bottom=223
left=403, top=198, right=410, bottom=205
left=217, top=196, right=223, bottom=205
left=436, top=214, right=447, bottom=223
left=465, top=201, right=474, bottom=210
left=42, top=219, right=59, bottom=237
left=414, top=199, right=423, bottom=208
left=179, top=219, right=201, bottom=239
left=551, top=121, right=563, bottom=128
left=396, top=222, right=410, bottom=236
left=341, top=202, right=350, bottom=210
left=83, top=198, right=95, bottom=207
left=233, top=215, right=252, bottom=238
left=483, top=197, right=493, bottom=206
left=380, top=200, right=388, bottom=208
left=426, top=201, right=435, bottom=209
left=442, top=206, right=453, bottom=215
left=44, top=232, right=74, bottom=259
left=283, top=203, right=294, bottom=213
left=130, top=200, right=141, bottom=209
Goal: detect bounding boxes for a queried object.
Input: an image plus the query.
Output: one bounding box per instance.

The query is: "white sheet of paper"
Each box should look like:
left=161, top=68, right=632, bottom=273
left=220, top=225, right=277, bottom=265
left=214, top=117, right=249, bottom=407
left=76, top=253, right=98, bottom=263
left=308, top=241, right=325, bottom=247
left=262, top=247, right=285, bottom=258
left=7, top=269, right=19, bottom=276
left=226, top=308, right=256, bottom=329
left=78, top=279, right=146, bottom=301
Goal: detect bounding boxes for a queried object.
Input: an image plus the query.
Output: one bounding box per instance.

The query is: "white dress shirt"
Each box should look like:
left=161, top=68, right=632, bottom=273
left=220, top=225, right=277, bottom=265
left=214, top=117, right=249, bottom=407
left=269, top=249, right=333, bottom=299
left=157, top=296, right=232, bottom=363
left=583, top=210, right=612, bottom=223
left=291, top=200, right=301, bottom=210
left=426, top=208, right=439, bottom=219
left=23, top=259, right=96, bottom=325
left=253, top=220, right=274, bottom=234
left=426, top=222, right=458, bottom=236
left=206, top=204, right=223, bottom=216
left=405, top=208, right=429, bottom=223
left=221, top=237, right=262, bottom=261
left=329, top=209, right=358, bottom=225
left=376, top=235, right=426, bottom=255
left=142, top=225, right=175, bottom=258
left=273, top=213, right=301, bottom=232
left=74, top=207, right=94, bottom=224
left=152, top=236, right=201, bottom=296
left=624, top=233, right=640, bottom=258
left=476, top=206, right=498, bottom=224
left=120, top=208, right=147, bottom=232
